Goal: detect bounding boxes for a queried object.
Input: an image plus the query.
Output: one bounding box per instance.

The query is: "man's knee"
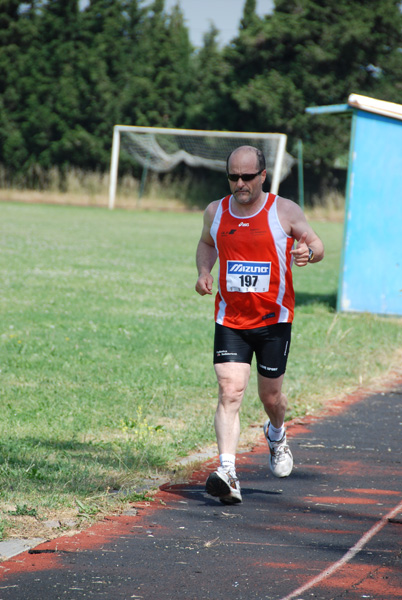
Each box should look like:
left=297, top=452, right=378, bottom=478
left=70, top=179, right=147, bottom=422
left=258, top=375, right=285, bottom=405
left=215, top=363, right=249, bottom=393
left=218, top=381, right=245, bottom=406
left=261, top=390, right=286, bottom=407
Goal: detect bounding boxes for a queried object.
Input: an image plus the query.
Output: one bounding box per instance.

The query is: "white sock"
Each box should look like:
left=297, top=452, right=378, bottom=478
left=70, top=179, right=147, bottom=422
left=219, top=453, right=236, bottom=471
left=268, top=423, right=285, bottom=441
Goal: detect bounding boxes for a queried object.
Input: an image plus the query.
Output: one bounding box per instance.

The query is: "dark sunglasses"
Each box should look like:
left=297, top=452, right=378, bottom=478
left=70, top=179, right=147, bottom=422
left=227, top=169, right=263, bottom=182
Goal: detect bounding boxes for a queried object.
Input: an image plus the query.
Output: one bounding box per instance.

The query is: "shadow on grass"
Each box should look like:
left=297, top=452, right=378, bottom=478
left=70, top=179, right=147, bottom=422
left=295, top=290, right=337, bottom=310
left=0, top=436, right=167, bottom=497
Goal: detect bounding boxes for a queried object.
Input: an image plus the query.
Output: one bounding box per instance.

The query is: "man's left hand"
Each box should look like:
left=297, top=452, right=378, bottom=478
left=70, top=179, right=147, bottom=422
left=290, top=232, right=310, bottom=267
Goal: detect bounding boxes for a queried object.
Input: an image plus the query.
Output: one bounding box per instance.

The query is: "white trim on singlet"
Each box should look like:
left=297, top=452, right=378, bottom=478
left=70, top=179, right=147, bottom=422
left=210, top=199, right=227, bottom=325
left=210, top=198, right=224, bottom=244
left=228, top=193, right=268, bottom=219
left=268, top=197, right=293, bottom=322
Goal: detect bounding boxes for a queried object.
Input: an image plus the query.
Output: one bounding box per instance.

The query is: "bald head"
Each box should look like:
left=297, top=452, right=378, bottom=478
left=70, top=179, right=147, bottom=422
left=226, top=146, right=266, bottom=174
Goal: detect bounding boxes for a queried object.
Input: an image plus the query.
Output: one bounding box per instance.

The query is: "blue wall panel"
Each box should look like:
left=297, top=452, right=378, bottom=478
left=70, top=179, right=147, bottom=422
left=338, top=110, right=402, bottom=315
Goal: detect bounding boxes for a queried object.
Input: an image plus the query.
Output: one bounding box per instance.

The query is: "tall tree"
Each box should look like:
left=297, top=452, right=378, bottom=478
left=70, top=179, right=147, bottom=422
left=80, top=0, right=145, bottom=164
left=239, top=0, right=260, bottom=32
left=185, top=24, right=229, bottom=130
left=0, top=1, right=39, bottom=172
left=125, top=0, right=192, bottom=127
left=0, top=0, right=148, bottom=176
left=223, top=0, right=402, bottom=179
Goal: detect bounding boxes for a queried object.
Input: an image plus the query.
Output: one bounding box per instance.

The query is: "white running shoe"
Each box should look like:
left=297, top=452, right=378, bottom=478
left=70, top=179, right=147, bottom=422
left=263, top=420, right=293, bottom=478
left=205, top=466, right=242, bottom=504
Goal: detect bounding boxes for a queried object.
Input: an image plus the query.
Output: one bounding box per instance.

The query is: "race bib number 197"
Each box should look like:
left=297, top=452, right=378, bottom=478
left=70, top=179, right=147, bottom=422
left=226, top=261, right=271, bottom=293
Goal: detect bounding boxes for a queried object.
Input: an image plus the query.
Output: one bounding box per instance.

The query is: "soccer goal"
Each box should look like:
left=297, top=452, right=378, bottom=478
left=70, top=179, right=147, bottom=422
left=108, top=125, right=295, bottom=209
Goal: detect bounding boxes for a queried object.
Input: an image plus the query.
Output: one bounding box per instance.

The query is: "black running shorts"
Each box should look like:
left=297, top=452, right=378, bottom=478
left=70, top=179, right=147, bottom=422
left=214, top=322, right=292, bottom=378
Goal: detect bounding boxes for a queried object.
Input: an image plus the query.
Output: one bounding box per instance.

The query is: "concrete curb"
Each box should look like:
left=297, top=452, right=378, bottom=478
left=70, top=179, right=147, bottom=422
left=0, top=448, right=219, bottom=563
left=0, top=538, right=45, bottom=562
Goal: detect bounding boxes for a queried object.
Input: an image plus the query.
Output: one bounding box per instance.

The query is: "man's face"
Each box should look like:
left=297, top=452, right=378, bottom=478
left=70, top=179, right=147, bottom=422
left=227, top=150, right=266, bottom=206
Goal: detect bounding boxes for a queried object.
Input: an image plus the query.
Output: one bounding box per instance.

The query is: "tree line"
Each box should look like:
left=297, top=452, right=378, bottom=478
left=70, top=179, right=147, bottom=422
left=1, top=0, right=402, bottom=194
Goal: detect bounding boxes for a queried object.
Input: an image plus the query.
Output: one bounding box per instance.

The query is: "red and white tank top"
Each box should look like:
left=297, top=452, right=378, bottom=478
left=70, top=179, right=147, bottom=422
left=210, top=193, right=295, bottom=329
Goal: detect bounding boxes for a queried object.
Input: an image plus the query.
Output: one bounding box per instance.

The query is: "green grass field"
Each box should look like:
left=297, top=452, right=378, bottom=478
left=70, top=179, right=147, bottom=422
left=1, top=201, right=401, bottom=539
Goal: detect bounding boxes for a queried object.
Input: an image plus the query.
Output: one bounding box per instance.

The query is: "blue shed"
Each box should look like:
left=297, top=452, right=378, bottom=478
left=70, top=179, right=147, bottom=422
left=308, top=94, right=402, bottom=317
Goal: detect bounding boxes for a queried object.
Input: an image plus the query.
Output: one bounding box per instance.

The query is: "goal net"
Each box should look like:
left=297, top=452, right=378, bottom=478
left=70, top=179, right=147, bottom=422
left=108, top=125, right=295, bottom=209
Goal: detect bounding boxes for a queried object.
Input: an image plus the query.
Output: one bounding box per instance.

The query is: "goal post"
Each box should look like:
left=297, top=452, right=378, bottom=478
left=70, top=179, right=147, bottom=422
left=108, top=125, right=294, bottom=209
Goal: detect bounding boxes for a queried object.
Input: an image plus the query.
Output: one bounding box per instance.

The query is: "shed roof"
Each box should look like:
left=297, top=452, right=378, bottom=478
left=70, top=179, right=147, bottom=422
left=348, top=94, right=402, bottom=122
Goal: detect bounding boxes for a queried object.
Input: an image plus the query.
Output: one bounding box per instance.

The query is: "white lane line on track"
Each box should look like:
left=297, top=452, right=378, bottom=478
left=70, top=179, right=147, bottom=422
left=279, top=498, right=402, bottom=600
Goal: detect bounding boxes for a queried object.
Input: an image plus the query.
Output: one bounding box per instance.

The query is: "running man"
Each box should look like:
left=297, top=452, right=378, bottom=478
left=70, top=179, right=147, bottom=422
left=195, top=145, right=324, bottom=504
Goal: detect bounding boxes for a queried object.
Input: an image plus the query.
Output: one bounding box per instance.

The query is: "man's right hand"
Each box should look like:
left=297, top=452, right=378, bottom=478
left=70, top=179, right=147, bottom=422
left=195, top=273, right=214, bottom=295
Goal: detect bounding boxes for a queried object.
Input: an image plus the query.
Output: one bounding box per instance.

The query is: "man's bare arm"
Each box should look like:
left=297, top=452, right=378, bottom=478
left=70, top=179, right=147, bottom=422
left=195, top=202, right=219, bottom=295
left=277, top=197, right=324, bottom=267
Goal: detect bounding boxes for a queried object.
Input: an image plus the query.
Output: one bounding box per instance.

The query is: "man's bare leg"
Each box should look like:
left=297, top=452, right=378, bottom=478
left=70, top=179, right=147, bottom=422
left=258, top=373, right=293, bottom=477
left=214, top=362, right=250, bottom=455
left=205, top=362, right=250, bottom=504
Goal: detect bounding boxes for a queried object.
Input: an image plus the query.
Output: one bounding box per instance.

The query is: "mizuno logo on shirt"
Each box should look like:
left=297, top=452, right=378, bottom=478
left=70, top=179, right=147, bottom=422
left=227, top=261, right=271, bottom=274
